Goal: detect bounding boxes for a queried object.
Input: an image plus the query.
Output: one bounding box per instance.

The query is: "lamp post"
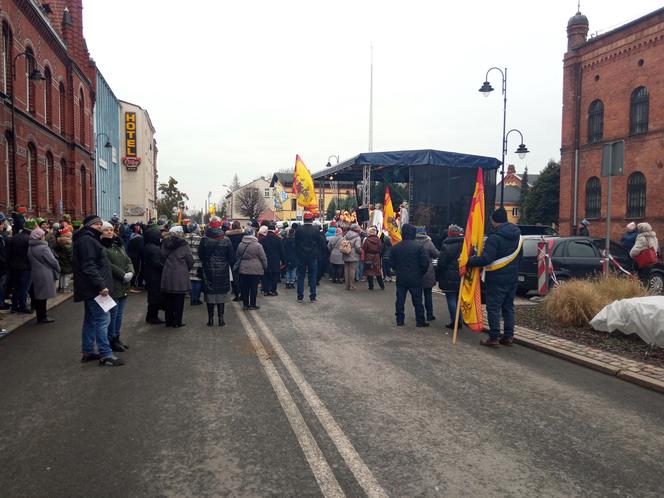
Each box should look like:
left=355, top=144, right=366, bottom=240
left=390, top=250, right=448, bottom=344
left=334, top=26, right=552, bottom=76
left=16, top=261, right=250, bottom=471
left=9, top=50, right=45, bottom=210
left=326, top=155, right=340, bottom=208
left=479, top=67, right=529, bottom=208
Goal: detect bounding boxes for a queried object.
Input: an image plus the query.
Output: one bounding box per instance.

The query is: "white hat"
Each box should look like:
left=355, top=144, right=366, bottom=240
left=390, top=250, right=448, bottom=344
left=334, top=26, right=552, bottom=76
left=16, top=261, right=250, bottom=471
left=101, top=221, right=113, bottom=230
left=169, top=225, right=184, bottom=235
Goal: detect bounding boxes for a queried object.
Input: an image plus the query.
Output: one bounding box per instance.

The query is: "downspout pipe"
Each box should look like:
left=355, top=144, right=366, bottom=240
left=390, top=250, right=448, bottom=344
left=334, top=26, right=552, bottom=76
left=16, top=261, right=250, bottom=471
left=572, top=62, right=582, bottom=235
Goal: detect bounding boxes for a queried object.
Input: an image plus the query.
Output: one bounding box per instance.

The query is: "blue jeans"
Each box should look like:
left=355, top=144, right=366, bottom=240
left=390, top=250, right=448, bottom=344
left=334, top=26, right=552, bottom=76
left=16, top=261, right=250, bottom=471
left=356, top=261, right=364, bottom=281
left=190, top=280, right=202, bottom=304
left=82, top=298, right=112, bottom=358
left=108, top=296, right=127, bottom=342
left=297, top=257, right=318, bottom=300
left=486, top=282, right=517, bottom=340
left=10, top=270, right=31, bottom=312
left=395, top=285, right=425, bottom=325
left=285, top=267, right=297, bottom=284
left=445, top=291, right=459, bottom=325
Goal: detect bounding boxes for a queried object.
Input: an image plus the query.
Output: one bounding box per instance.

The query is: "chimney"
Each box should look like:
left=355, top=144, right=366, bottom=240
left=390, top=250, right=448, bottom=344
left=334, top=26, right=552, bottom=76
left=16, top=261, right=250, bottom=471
left=507, top=164, right=516, bottom=175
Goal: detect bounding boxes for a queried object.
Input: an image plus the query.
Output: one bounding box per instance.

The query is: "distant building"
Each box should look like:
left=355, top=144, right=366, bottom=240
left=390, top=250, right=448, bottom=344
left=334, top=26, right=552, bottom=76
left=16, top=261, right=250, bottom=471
left=94, top=69, right=121, bottom=220
left=496, top=164, right=539, bottom=224
left=560, top=7, right=664, bottom=239
left=119, top=100, right=157, bottom=223
left=224, top=177, right=274, bottom=224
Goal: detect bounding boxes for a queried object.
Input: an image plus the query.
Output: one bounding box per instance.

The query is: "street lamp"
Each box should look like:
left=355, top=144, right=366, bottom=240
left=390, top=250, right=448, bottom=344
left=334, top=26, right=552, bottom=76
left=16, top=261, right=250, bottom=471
left=9, top=50, right=45, bottom=209
left=95, top=132, right=112, bottom=149
left=326, top=155, right=340, bottom=208
left=479, top=67, right=530, bottom=208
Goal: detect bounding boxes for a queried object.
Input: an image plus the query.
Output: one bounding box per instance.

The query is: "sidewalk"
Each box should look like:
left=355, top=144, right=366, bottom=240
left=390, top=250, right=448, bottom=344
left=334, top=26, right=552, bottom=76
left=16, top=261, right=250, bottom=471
left=0, top=292, right=73, bottom=338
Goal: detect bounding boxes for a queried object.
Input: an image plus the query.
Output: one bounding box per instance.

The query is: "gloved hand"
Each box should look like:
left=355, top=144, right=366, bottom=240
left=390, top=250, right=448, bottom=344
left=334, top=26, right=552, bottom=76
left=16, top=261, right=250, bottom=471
left=123, top=272, right=134, bottom=283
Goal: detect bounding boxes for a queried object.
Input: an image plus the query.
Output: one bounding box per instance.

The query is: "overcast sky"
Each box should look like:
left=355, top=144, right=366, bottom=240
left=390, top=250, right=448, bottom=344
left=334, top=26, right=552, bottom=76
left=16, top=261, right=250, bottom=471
left=83, top=0, right=663, bottom=210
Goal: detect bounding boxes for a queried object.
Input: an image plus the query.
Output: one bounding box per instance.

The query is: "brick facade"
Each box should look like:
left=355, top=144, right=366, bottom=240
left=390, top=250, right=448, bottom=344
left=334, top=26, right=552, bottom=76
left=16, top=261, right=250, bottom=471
left=0, top=0, right=96, bottom=220
left=560, top=8, right=664, bottom=241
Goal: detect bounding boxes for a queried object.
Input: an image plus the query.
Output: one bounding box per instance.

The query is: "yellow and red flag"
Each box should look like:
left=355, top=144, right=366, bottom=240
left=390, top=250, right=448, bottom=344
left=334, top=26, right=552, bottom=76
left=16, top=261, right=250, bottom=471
left=383, top=186, right=402, bottom=244
left=293, top=155, right=319, bottom=215
left=458, top=168, right=486, bottom=332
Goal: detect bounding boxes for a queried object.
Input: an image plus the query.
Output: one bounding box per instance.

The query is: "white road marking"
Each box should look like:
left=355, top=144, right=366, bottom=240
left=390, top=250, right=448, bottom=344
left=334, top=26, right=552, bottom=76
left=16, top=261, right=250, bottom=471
left=250, top=312, right=389, bottom=498
left=235, top=305, right=345, bottom=498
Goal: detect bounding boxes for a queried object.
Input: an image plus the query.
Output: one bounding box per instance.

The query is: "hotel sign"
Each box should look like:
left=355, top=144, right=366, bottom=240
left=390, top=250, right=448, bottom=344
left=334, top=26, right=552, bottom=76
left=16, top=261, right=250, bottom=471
left=123, top=112, right=141, bottom=170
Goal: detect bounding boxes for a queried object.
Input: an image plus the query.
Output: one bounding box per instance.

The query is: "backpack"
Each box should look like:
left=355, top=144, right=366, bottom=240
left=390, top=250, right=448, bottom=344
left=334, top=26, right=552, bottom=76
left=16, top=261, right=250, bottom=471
left=339, top=239, right=352, bottom=255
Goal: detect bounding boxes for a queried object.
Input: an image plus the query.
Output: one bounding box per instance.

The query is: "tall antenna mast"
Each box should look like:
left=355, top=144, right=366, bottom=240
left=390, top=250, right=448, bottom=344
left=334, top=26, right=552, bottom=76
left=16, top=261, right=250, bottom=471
left=368, top=43, right=374, bottom=152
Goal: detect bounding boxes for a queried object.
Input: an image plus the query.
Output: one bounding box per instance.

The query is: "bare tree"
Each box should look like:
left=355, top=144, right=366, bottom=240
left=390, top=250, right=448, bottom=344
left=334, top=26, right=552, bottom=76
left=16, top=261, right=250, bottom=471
left=236, top=187, right=267, bottom=220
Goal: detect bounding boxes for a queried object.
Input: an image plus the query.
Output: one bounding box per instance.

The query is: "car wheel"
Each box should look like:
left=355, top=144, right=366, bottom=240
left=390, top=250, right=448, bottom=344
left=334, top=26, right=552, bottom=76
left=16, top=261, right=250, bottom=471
left=646, top=272, right=664, bottom=295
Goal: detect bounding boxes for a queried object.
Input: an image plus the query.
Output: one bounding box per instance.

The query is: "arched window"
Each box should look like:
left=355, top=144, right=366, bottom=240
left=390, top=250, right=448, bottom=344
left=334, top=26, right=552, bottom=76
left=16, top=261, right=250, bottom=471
left=587, top=100, right=603, bottom=143
left=626, top=172, right=646, bottom=219
left=630, top=86, right=649, bottom=135
left=2, top=22, right=12, bottom=96
left=585, top=177, right=601, bottom=219
left=44, top=66, right=52, bottom=126
left=59, top=82, right=65, bottom=133
left=46, top=152, right=54, bottom=213
left=26, top=47, right=36, bottom=114
left=79, top=88, right=86, bottom=146
left=80, top=164, right=87, bottom=214
left=27, top=143, right=37, bottom=210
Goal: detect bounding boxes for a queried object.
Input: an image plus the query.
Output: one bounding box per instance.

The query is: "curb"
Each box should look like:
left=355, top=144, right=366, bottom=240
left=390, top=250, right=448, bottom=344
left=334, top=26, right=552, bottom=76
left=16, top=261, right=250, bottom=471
left=513, top=327, right=664, bottom=394
left=0, top=293, right=73, bottom=339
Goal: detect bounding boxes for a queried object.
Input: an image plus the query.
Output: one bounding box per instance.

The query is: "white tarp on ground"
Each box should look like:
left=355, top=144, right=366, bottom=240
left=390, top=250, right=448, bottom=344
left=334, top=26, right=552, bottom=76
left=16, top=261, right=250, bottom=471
left=590, top=296, right=664, bottom=347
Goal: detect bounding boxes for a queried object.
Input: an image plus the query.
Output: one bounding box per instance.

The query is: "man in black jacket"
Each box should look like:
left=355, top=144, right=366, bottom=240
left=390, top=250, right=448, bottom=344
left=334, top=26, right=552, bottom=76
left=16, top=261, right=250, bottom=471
left=8, top=213, right=32, bottom=314
left=73, top=215, right=123, bottom=366
left=467, top=208, right=522, bottom=347
left=389, top=223, right=430, bottom=327
left=294, top=213, right=320, bottom=302
left=260, top=223, right=285, bottom=296
left=436, top=224, right=464, bottom=329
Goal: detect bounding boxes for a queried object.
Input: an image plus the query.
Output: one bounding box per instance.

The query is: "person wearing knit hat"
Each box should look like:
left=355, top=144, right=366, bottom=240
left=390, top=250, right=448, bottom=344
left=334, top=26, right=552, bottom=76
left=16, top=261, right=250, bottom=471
left=436, top=224, right=466, bottom=329
left=579, top=218, right=591, bottom=236
left=620, top=221, right=639, bottom=253
left=72, top=212, right=123, bottom=366
left=467, top=208, right=522, bottom=347
left=7, top=212, right=32, bottom=313
left=27, top=227, right=60, bottom=324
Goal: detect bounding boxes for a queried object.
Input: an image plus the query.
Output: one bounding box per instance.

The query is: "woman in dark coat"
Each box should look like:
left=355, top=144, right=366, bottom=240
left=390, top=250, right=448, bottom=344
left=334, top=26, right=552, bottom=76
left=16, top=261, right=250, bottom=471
left=224, top=220, right=245, bottom=301
left=362, top=227, right=384, bottom=290
left=27, top=228, right=60, bottom=323
left=436, top=225, right=464, bottom=329
left=199, top=224, right=235, bottom=326
left=160, top=226, right=194, bottom=327
left=142, top=227, right=164, bottom=324
left=283, top=228, right=299, bottom=288
left=260, top=223, right=285, bottom=296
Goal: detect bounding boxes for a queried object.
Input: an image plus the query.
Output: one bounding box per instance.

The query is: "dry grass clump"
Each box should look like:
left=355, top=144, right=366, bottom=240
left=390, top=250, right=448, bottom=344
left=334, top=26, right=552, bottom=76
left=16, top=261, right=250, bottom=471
left=542, top=274, right=649, bottom=327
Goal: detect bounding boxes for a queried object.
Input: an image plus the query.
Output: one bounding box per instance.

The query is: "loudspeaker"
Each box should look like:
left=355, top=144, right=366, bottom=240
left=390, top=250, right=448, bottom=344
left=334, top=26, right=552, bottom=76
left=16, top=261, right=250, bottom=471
left=356, top=207, right=369, bottom=222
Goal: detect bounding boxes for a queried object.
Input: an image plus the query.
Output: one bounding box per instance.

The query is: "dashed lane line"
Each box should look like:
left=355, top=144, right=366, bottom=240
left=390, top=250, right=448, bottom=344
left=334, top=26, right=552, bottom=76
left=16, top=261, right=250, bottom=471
left=235, top=305, right=345, bottom=498
left=250, top=311, right=389, bottom=498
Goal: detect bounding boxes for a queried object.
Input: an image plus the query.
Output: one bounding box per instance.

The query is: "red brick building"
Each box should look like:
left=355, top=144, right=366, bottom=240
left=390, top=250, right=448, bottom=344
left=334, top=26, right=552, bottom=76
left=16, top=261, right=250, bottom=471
left=0, top=0, right=96, bottom=219
left=560, top=7, right=664, bottom=240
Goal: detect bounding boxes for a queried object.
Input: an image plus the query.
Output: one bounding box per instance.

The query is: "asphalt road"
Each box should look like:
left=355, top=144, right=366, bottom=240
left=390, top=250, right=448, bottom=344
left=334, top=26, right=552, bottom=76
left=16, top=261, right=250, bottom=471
left=1, top=281, right=663, bottom=497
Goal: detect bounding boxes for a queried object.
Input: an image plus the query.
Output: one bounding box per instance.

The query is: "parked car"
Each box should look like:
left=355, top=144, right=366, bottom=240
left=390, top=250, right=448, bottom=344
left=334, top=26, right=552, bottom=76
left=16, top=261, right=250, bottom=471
left=517, top=236, right=664, bottom=295
left=517, top=225, right=559, bottom=236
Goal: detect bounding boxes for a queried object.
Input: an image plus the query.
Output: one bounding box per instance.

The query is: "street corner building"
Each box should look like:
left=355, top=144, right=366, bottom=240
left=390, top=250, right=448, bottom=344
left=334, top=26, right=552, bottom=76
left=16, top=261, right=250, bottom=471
left=0, top=0, right=96, bottom=219
left=560, top=7, right=664, bottom=240
left=119, top=100, right=157, bottom=224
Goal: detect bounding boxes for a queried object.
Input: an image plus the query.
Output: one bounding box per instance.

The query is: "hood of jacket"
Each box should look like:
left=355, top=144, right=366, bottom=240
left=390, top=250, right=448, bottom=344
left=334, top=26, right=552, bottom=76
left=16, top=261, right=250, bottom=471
left=415, top=233, right=431, bottom=242
left=241, top=235, right=258, bottom=244
left=28, top=239, right=48, bottom=247
left=73, top=226, right=100, bottom=243
left=345, top=230, right=360, bottom=241
left=638, top=222, right=653, bottom=233
left=162, top=236, right=188, bottom=251
left=143, top=228, right=162, bottom=245
left=492, top=222, right=521, bottom=242
left=225, top=228, right=245, bottom=237
left=401, top=223, right=416, bottom=240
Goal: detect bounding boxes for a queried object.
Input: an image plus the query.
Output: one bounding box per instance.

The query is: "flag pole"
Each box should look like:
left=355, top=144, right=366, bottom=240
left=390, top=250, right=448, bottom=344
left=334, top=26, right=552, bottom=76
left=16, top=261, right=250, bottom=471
left=452, top=276, right=464, bottom=344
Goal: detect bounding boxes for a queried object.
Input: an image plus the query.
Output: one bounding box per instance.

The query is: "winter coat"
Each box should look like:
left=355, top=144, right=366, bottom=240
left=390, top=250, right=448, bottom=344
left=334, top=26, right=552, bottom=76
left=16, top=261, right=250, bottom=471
left=102, top=237, right=134, bottom=300
left=0, top=231, right=9, bottom=273
left=620, top=230, right=638, bottom=253
left=342, top=231, right=363, bottom=263
left=362, top=235, right=383, bottom=276
left=27, top=240, right=60, bottom=300
left=630, top=223, right=659, bottom=258
left=295, top=223, right=320, bottom=260
left=327, top=235, right=344, bottom=265
left=8, top=229, right=31, bottom=271
left=237, top=235, right=267, bottom=276
left=225, top=228, right=245, bottom=253
left=380, top=233, right=392, bottom=260
left=260, top=232, right=285, bottom=273
left=72, top=227, right=113, bottom=302
left=54, top=236, right=73, bottom=274
left=317, top=231, right=329, bottom=262
left=436, top=236, right=464, bottom=293
left=468, top=222, right=522, bottom=286
left=160, top=236, right=194, bottom=293
left=185, top=232, right=202, bottom=281
left=127, top=234, right=144, bottom=261
left=579, top=226, right=590, bottom=236
left=283, top=235, right=299, bottom=269
left=142, top=228, right=164, bottom=304
left=199, top=236, right=235, bottom=295
left=390, top=224, right=429, bottom=288
left=415, top=233, right=440, bottom=288
left=45, top=231, right=57, bottom=250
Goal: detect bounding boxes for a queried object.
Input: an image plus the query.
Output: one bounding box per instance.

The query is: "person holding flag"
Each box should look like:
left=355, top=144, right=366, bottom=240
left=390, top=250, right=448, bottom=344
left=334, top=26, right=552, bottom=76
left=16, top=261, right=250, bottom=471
left=467, top=207, right=522, bottom=347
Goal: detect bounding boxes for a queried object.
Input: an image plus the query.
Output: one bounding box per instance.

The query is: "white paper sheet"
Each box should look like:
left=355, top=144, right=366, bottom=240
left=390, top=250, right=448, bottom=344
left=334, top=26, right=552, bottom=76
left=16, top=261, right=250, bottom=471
left=94, top=294, right=117, bottom=313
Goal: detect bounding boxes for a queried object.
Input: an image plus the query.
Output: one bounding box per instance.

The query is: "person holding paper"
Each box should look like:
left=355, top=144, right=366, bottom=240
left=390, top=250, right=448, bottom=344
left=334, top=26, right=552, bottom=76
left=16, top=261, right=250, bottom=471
left=73, top=215, right=124, bottom=366
left=101, top=222, right=134, bottom=352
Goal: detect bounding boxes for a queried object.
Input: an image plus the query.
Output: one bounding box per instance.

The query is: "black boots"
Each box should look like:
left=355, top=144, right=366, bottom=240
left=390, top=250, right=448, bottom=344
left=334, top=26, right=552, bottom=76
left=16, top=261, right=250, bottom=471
left=218, top=304, right=225, bottom=326
left=207, top=304, right=214, bottom=327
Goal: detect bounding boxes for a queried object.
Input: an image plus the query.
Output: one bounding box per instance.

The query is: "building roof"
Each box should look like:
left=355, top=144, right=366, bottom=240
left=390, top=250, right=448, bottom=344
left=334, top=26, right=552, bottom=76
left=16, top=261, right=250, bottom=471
left=498, top=184, right=522, bottom=204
